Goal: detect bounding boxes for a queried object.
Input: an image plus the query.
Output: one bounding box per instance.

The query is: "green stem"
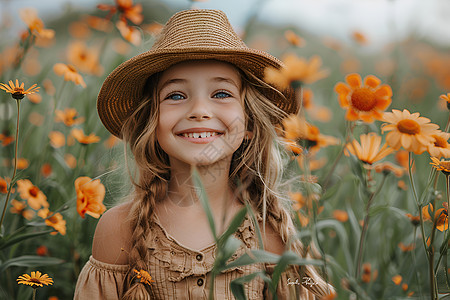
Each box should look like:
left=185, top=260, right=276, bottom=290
left=354, top=173, right=387, bottom=279
left=445, top=112, right=450, bottom=133
left=32, top=288, right=36, bottom=300
left=0, top=99, right=21, bottom=230
left=322, top=121, right=354, bottom=189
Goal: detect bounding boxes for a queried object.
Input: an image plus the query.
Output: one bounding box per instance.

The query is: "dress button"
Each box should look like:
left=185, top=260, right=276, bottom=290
left=197, top=278, right=204, bottom=286
left=196, top=254, right=203, bottom=261
left=170, top=250, right=176, bottom=255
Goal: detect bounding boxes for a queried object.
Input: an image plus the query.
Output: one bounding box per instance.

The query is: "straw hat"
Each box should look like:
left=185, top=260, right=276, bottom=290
left=97, top=9, right=297, bottom=138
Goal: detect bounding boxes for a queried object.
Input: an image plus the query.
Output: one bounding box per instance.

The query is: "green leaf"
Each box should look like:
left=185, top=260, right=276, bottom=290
left=217, top=207, right=247, bottom=248
left=437, top=262, right=450, bottom=293
left=315, top=219, right=353, bottom=272
left=0, top=229, right=54, bottom=250
left=221, top=249, right=280, bottom=271
left=0, top=255, right=64, bottom=272
left=245, top=203, right=264, bottom=250
left=192, top=168, right=216, bottom=240
left=215, top=236, right=242, bottom=269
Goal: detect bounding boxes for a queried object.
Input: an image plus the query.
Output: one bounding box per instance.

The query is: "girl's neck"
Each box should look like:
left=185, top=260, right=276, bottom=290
left=165, top=157, right=235, bottom=211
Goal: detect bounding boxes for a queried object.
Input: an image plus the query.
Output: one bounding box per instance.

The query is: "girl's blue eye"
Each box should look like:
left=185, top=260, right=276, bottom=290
left=167, top=93, right=185, bottom=100
left=214, top=91, right=231, bottom=99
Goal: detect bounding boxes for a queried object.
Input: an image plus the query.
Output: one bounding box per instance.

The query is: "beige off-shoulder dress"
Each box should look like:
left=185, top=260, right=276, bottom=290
left=74, top=214, right=332, bottom=299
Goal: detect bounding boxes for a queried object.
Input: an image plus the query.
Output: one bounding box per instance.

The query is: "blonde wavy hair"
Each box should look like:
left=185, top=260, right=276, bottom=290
left=119, top=63, right=312, bottom=299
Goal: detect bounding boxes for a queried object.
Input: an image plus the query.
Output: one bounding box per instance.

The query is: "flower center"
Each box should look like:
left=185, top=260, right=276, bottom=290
left=397, top=119, right=421, bottom=135
left=29, top=186, right=39, bottom=197
left=351, top=88, right=377, bottom=112
left=433, top=135, right=448, bottom=148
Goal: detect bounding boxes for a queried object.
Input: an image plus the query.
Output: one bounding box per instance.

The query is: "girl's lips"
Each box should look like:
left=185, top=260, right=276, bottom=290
left=176, top=133, right=223, bottom=144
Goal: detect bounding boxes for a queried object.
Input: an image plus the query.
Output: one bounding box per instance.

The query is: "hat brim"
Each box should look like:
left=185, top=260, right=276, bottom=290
left=97, top=48, right=296, bottom=138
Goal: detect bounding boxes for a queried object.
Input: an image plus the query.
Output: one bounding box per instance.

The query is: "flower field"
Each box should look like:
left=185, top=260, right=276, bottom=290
left=1, top=0, right=450, bottom=299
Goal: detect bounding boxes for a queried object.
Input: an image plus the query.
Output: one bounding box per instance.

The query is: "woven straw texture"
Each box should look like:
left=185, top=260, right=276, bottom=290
left=97, top=9, right=297, bottom=138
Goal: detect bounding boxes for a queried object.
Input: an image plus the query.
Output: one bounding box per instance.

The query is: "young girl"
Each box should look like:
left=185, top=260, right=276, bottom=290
left=75, top=9, right=333, bottom=299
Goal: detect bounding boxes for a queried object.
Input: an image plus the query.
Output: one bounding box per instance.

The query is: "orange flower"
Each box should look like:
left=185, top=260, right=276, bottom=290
left=43, top=79, right=56, bottom=96
left=402, top=283, right=408, bottom=291
left=345, top=133, right=394, bottom=165
left=85, top=15, right=113, bottom=32
left=335, top=74, right=392, bottom=123
left=382, top=109, right=440, bottom=154
left=71, top=128, right=101, bottom=145
left=27, top=93, right=42, bottom=104
left=36, top=245, right=48, bottom=256
left=284, top=140, right=303, bottom=156
left=0, top=177, right=7, bottom=193
left=392, top=275, right=402, bottom=285
left=10, top=199, right=34, bottom=220
left=0, top=132, right=14, bottom=146
left=333, top=210, right=349, bottom=222
left=16, top=179, right=48, bottom=210
left=75, top=176, right=106, bottom=218
left=97, top=0, right=143, bottom=25
left=405, top=213, right=420, bottom=226
left=116, top=20, right=141, bottom=46
left=422, top=202, right=448, bottom=232
left=428, top=131, right=450, bottom=158
left=440, top=93, right=450, bottom=110
left=265, top=54, right=329, bottom=89
left=15, top=158, right=28, bottom=170
left=68, top=21, right=91, bottom=39
left=284, top=30, right=304, bottom=47
left=38, top=208, right=66, bottom=235
left=351, top=31, right=368, bottom=45
left=430, top=157, right=450, bottom=175
left=395, top=150, right=410, bottom=170
left=398, top=179, right=407, bottom=190
left=0, top=79, right=39, bottom=100
left=290, top=192, right=306, bottom=211
left=133, top=269, right=155, bottom=285
left=55, top=108, right=85, bottom=127
left=398, top=242, right=415, bottom=252
left=41, top=164, right=52, bottom=178
left=104, top=135, right=121, bottom=148
left=67, top=41, right=103, bottom=76
left=282, top=114, right=338, bottom=153
left=49, top=131, right=65, bottom=148
left=28, top=112, right=45, bottom=127
left=361, top=263, right=377, bottom=283
left=19, top=8, right=55, bottom=39
left=53, top=63, right=86, bottom=88
left=297, top=212, right=309, bottom=227
left=373, top=161, right=404, bottom=177
left=64, top=154, right=77, bottom=169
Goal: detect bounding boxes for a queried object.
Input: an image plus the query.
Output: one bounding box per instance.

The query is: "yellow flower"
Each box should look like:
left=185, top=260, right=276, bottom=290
left=71, top=128, right=101, bottom=145
left=440, top=93, right=450, bottom=110
left=335, top=73, right=392, bottom=123
left=16, top=179, right=48, bottom=210
left=0, top=79, right=39, bottom=100
left=345, top=133, right=394, bottom=165
left=428, top=131, right=450, bottom=158
left=53, top=63, right=86, bottom=88
left=38, top=208, right=67, bottom=235
left=373, top=161, right=404, bottom=177
left=381, top=109, right=440, bottom=154
left=430, top=157, right=450, bottom=175
left=133, top=269, right=155, bottom=285
left=264, top=54, right=329, bottom=89
left=422, top=202, right=448, bottom=232
left=17, top=271, right=53, bottom=288
left=351, top=31, right=368, bottom=45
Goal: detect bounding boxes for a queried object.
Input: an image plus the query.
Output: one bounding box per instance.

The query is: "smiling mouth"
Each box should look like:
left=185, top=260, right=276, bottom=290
left=177, top=132, right=223, bottom=139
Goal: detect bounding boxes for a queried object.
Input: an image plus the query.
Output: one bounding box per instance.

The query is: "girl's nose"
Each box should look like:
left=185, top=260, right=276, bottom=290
left=187, top=96, right=212, bottom=120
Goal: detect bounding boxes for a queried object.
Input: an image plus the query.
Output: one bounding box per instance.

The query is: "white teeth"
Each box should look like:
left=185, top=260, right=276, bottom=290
left=181, top=132, right=219, bottom=138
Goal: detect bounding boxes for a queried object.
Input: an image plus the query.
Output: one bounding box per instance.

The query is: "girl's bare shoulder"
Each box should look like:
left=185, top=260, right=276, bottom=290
left=92, top=202, right=133, bottom=265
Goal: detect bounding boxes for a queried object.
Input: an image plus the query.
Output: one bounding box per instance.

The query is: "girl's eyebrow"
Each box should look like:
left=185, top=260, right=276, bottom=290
left=211, top=77, right=240, bottom=89
left=159, top=78, right=187, bottom=90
